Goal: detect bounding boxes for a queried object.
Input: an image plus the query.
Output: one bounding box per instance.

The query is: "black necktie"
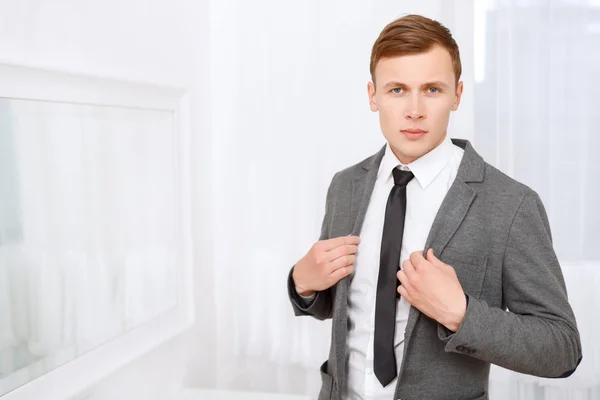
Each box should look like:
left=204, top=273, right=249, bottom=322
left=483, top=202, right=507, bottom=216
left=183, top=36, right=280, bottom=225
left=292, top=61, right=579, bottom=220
left=374, top=167, right=414, bottom=387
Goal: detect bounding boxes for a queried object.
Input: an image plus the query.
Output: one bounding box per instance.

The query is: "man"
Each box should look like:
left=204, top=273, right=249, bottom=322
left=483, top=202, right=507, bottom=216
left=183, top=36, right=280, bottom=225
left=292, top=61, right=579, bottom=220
left=286, top=14, right=582, bottom=400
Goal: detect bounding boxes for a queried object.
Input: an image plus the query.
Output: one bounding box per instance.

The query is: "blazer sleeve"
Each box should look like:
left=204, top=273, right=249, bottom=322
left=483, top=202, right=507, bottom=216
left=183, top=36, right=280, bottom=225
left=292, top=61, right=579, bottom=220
left=287, top=173, right=338, bottom=321
left=438, top=190, right=583, bottom=378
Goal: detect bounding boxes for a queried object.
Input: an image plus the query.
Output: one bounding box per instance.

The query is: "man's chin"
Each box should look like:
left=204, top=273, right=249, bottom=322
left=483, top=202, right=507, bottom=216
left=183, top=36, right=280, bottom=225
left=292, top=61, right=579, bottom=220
left=390, top=139, right=437, bottom=163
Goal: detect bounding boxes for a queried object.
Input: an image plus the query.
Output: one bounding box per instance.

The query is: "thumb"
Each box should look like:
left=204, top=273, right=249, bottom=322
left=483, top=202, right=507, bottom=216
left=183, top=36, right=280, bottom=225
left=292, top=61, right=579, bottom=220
left=427, top=248, right=446, bottom=268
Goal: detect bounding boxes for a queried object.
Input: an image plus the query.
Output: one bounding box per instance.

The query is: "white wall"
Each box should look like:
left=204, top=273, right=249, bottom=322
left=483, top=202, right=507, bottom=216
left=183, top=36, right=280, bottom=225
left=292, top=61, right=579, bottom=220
left=0, top=0, right=215, bottom=398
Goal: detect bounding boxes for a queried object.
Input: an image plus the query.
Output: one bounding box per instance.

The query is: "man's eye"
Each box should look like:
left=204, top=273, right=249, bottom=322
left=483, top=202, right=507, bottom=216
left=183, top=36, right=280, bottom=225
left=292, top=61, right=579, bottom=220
left=391, top=88, right=403, bottom=94
left=428, top=87, right=440, bottom=93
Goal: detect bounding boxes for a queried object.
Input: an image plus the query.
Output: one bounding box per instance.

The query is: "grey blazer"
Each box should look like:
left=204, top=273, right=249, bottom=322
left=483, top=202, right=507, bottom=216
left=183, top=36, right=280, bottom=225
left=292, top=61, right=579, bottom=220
left=287, top=139, right=582, bottom=400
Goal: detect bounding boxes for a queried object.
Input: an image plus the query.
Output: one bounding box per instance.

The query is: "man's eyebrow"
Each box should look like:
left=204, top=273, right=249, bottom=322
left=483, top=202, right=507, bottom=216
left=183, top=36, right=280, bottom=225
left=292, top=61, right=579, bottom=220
left=382, top=81, right=406, bottom=89
left=382, top=81, right=450, bottom=89
left=422, top=81, right=450, bottom=89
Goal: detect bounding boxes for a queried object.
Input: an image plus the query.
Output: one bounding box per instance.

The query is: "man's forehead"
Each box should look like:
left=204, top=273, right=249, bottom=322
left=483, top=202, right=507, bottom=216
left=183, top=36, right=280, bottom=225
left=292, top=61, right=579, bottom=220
left=374, top=52, right=455, bottom=86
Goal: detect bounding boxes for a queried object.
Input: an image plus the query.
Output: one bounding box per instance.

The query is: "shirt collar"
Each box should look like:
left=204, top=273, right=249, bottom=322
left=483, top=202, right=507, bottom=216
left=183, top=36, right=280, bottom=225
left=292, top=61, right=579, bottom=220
left=378, top=135, right=455, bottom=189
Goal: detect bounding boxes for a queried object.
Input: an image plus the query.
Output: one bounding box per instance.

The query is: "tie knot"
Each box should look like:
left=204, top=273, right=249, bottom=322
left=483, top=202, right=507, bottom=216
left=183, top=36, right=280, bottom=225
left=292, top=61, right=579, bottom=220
left=392, top=168, right=414, bottom=187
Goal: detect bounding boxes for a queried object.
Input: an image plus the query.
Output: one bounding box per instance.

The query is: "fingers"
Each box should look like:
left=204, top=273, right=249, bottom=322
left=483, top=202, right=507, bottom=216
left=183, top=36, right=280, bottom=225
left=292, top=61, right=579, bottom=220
left=402, top=258, right=416, bottom=278
left=329, top=263, right=355, bottom=283
left=324, top=244, right=358, bottom=263
left=328, top=246, right=357, bottom=281
left=397, top=281, right=411, bottom=300
left=301, top=235, right=359, bottom=288
left=320, top=235, right=360, bottom=251
left=426, top=248, right=447, bottom=269
left=399, top=259, right=417, bottom=294
left=409, top=250, right=426, bottom=269
left=318, top=236, right=359, bottom=275
left=329, top=253, right=356, bottom=272
left=397, top=269, right=414, bottom=293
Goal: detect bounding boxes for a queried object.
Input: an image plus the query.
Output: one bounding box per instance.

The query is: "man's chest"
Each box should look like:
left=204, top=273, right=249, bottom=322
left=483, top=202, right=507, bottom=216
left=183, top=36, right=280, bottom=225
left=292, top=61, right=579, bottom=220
left=350, top=179, right=448, bottom=289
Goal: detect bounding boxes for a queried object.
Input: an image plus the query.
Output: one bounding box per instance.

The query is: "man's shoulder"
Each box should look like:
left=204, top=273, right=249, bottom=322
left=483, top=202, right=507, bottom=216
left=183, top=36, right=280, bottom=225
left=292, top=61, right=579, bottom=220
left=479, top=158, right=542, bottom=208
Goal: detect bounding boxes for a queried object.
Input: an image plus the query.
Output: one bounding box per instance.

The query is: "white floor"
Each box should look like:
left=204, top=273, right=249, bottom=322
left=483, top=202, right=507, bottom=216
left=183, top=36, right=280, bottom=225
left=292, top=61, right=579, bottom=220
left=150, top=389, right=313, bottom=400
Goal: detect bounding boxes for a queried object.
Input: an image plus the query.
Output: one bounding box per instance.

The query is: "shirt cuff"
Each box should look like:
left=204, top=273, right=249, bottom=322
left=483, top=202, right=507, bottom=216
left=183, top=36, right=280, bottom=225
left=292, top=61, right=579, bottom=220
left=298, top=291, right=317, bottom=306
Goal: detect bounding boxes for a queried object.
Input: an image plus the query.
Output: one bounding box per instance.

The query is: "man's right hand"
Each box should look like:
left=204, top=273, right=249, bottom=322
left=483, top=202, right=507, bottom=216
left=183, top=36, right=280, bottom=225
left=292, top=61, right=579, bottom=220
left=292, top=235, right=360, bottom=297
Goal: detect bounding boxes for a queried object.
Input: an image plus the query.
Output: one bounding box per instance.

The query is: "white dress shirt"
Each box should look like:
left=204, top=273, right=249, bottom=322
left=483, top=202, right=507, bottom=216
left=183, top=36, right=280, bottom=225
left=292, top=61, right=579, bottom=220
left=345, top=135, right=464, bottom=400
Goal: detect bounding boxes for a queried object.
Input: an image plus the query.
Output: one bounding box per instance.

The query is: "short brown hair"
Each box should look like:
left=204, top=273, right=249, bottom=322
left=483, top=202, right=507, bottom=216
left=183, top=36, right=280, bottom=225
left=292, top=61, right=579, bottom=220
left=370, top=14, right=462, bottom=86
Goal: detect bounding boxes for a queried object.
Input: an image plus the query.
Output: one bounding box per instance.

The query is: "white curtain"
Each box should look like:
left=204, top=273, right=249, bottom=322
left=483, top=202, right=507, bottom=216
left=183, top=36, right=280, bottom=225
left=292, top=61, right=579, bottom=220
left=209, top=0, right=600, bottom=399
left=474, top=0, right=600, bottom=398
left=0, top=99, right=179, bottom=395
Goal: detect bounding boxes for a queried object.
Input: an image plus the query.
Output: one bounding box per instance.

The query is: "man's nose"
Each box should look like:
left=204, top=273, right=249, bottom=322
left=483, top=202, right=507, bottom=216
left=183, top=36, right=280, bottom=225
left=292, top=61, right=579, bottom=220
left=405, top=96, right=425, bottom=120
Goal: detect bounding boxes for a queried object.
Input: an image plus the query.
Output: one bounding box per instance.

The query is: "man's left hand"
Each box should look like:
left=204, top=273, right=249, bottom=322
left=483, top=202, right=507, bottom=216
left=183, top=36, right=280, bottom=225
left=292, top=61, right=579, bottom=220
left=397, top=249, right=467, bottom=332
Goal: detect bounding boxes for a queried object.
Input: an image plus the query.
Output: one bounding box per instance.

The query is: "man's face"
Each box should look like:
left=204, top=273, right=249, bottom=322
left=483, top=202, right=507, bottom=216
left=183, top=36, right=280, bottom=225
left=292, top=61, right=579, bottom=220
left=367, top=45, right=463, bottom=164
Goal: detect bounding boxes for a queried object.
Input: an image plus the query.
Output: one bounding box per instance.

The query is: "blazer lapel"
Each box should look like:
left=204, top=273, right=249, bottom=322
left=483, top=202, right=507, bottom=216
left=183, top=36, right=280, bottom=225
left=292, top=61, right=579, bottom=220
left=333, top=144, right=385, bottom=390
left=402, top=179, right=476, bottom=339
left=348, top=144, right=386, bottom=238
left=402, top=138, right=485, bottom=340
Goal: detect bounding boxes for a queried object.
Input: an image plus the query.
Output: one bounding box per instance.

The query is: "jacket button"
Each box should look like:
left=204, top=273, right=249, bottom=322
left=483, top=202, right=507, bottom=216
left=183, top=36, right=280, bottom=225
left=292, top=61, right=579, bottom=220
left=456, top=345, right=466, bottom=352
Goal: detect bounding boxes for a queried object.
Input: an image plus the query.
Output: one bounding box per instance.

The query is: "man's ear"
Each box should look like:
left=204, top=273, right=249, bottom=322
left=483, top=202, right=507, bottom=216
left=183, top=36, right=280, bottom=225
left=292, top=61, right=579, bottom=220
left=368, top=82, right=379, bottom=112
left=451, top=81, right=464, bottom=111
